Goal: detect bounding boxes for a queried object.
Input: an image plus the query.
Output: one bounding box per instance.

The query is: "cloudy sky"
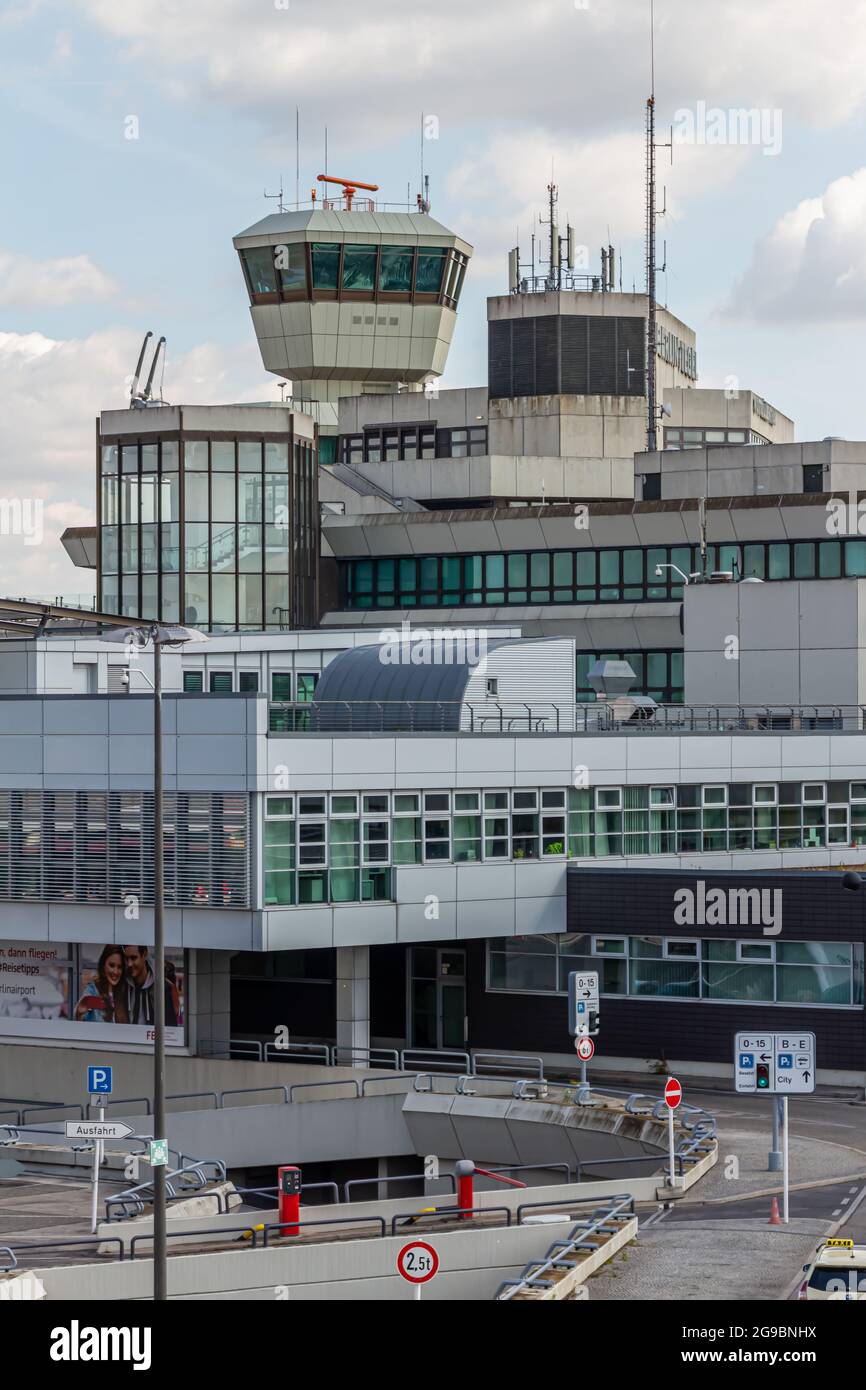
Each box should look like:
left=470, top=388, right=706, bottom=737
left=3, top=0, right=866, bottom=597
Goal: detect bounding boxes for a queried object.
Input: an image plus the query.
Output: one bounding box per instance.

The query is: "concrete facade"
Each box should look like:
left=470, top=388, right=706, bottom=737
left=684, top=578, right=866, bottom=706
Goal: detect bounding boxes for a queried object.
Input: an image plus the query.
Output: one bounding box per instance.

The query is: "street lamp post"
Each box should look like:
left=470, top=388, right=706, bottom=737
left=104, top=622, right=207, bottom=1299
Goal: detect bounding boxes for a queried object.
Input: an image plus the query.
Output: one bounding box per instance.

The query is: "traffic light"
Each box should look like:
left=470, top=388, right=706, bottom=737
left=756, top=1062, right=770, bottom=1089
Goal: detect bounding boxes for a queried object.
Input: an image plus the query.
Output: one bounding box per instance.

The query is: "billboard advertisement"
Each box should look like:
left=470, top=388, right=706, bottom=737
left=0, top=942, right=186, bottom=1047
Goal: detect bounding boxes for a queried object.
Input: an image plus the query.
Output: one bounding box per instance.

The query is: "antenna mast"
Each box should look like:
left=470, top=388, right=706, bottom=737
left=645, top=0, right=671, bottom=452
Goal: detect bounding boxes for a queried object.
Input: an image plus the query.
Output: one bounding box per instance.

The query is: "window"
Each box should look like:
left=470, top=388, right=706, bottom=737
left=311, top=243, right=340, bottom=290
left=276, top=241, right=306, bottom=294
left=341, top=244, right=377, bottom=291
left=803, top=463, right=824, bottom=494
left=183, top=671, right=203, bottom=693
left=209, top=672, right=233, bottom=693
left=243, top=247, right=277, bottom=296
left=271, top=672, right=292, bottom=702
left=415, top=248, right=447, bottom=294
left=664, top=939, right=698, bottom=959
left=379, top=247, right=414, bottom=292
left=239, top=672, right=259, bottom=692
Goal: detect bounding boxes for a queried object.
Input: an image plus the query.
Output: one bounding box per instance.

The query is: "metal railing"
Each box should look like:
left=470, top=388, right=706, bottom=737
left=269, top=700, right=567, bottom=735
left=266, top=700, right=866, bottom=736
left=496, top=1194, right=637, bottom=1300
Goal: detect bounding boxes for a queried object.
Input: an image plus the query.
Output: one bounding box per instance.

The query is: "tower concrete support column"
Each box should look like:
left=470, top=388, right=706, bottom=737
left=336, top=945, right=370, bottom=1065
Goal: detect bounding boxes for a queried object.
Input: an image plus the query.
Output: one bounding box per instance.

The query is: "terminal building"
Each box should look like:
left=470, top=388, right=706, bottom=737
left=2, top=177, right=862, bottom=1088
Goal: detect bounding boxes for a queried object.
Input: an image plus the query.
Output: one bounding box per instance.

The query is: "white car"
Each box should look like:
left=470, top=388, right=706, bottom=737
left=799, top=1240, right=866, bottom=1300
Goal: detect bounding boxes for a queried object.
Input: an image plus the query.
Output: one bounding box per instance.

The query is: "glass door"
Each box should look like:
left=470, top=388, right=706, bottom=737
left=409, top=948, right=467, bottom=1049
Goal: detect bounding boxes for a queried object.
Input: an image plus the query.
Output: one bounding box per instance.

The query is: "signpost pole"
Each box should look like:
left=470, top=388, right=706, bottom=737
left=89, top=1101, right=103, bottom=1235
left=580, top=1059, right=587, bottom=1087
left=668, top=1104, right=675, bottom=1188
left=782, top=1097, right=790, bottom=1224
left=769, top=1097, right=782, bottom=1173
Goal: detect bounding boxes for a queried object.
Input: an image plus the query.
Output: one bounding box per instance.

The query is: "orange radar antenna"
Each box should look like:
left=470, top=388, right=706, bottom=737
left=317, top=174, right=379, bottom=210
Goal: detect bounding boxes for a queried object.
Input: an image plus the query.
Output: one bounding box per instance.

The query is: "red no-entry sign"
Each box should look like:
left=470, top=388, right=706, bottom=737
left=664, top=1077, right=682, bottom=1109
left=397, top=1241, right=439, bottom=1285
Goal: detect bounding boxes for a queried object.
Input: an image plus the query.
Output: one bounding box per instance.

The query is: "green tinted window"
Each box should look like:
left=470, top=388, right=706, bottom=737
left=275, top=241, right=306, bottom=293
left=768, top=543, right=791, bottom=579
left=379, top=247, right=414, bottom=292
left=311, top=243, right=340, bottom=289
left=342, top=245, right=377, bottom=291
left=244, top=247, right=277, bottom=295
left=794, top=542, right=816, bottom=578
left=416, top=248, right=447, bottom=293
left=845, top=540, right=866, bottom=577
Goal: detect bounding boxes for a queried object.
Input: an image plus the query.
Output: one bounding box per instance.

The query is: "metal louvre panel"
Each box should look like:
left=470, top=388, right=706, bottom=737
left=534, top=315, right=560, bottom=395
left=0, top=789, right=249, bottom=909
left=560, top=316, right=589, bottom=394
left=488, top=320, right=512, bottom=398
left=618, top=316, right=646, bottom=395
left=587, top=316, right=617, bottom=394
left=511, top=319, right=535, bottom=397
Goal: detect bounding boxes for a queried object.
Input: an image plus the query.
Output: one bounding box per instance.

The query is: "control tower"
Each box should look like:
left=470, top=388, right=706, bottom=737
left=234, top=176, right=473, bottom=433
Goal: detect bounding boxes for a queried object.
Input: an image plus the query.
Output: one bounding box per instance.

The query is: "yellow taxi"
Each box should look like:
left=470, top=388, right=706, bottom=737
left=798, top=1239, right=866, bottom=1300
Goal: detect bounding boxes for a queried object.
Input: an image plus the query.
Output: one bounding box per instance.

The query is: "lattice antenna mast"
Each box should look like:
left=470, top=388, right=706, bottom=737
left=645, top=0, right=672, bottom=452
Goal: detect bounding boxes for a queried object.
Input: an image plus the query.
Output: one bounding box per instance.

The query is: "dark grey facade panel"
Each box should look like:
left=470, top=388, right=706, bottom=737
left=488, top=315, right=646, bottom=399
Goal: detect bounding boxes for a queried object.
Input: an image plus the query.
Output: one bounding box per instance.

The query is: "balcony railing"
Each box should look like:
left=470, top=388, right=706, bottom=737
left=267, top=701, right=866, bottom=735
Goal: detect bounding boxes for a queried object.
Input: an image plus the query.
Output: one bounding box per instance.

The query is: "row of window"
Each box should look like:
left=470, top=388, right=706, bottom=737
left=338, top=538, right=866, bottom=609
left=100, top=439, right=297, bottom=476
left=101, top=572, right=297, bottom=630
left=487, top=934, right=864, bottom=1008
left=662, top=428, right=768, bottom=449
left=263, top=781, right=866, bottom=907
left=180, top=670, right=321, bottom=710
left=340, top=426, right=487, bottom=466
left=240, top=243, right=468, bottom=307
left=0, top=792, right=249, bottom=908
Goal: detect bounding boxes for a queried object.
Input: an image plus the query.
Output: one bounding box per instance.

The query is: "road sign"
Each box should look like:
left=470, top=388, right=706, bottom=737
left=567, top=971, right=600, bottom=1036
left=87, top=1065, right=113, bottom=1095
left=148, top=1139, right=169, bottom=1167
left=575, top=1036, right=595, bottom=1061
left=734, top=1032, right=815, bottom=1095
left=397, top=1241, right=439, bottom=1285
left=663, top=1077, right=682, bottom=1109
left=65, top=1120, right=134, bottom=1141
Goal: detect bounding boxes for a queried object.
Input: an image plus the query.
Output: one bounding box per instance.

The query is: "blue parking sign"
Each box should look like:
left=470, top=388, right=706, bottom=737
left=87, top=1065, right=113, bottom=1095
left=778, top=1053, right=793, bottom=1069
left=739, top=1053, right=754, bottom=1069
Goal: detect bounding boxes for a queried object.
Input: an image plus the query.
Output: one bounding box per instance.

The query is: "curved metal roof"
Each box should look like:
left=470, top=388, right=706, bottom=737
left=310, top=638, right=510, bottom=731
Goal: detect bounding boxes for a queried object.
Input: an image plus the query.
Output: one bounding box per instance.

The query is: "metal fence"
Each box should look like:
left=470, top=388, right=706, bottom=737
left=268, top=700, right=866, bottom=736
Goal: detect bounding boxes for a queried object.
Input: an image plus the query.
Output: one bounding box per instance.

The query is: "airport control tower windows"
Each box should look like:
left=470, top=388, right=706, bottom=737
left=342, top=244, right=377, bottom=291
left=379, top=247, right=414, bottom=293
left=416, top=247, right=448, bottom=294
left=242, top=246, right=278, bottom=296
left=277, top=242, right=306, bottom=294
left=311, top=243, right=340, bottom=290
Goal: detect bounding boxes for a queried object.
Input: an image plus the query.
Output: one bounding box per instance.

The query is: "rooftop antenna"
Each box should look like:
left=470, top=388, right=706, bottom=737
left=264, top=177, right=287, bottom=214
left=645, top=0, right=672, bottom=452
left=295, top=106, right=300, bottom=207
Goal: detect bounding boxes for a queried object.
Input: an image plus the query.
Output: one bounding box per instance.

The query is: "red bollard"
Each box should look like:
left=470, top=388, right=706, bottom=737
left=454, top=1159, right=476, bottom=1221
left=278, top=1165, right=301, bottom=1236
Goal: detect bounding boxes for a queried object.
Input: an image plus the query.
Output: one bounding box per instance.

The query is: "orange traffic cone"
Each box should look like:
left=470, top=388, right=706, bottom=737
left=768, top=1196, right=782, bottom=1226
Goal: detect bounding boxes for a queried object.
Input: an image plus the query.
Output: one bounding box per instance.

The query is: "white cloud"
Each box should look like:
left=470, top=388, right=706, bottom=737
left=70, top=0, right=866, bottom=145
left=0, top=327, right=277, bottom=598
left=0, top=251, right=118, bottom=307
left=723, top=168, right=866, bottom=323
left=447, top=128, right=747, bottom=283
